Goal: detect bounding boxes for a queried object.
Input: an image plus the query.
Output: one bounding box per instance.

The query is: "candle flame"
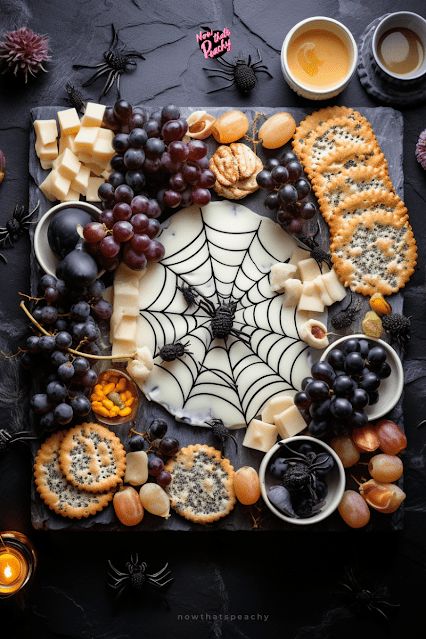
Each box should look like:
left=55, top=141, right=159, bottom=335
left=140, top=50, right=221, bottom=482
left=4, top=564, right=12, bottom=579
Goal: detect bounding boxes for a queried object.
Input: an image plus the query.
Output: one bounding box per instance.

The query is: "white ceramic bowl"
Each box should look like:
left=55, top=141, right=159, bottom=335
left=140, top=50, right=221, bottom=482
left=34, top=201, right=100, bottom=276
left=320, top=334, right=403, bottom=421
left=281, top=16, right=358, bottom=100
left=259, top=435, right=345, bottom=525
left=372, top=11, right=426, bottom=81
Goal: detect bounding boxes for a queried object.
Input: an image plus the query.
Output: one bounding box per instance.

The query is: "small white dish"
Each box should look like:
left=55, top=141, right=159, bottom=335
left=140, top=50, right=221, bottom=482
left=320, top=334, right=403, bottom=421
left=259, top=435, right=345, bottom=525
left=281, top=16, right=358, bottom=100
left=372, top=11, right=426, bottom=81
left=34, top=201, right=100, bottom=276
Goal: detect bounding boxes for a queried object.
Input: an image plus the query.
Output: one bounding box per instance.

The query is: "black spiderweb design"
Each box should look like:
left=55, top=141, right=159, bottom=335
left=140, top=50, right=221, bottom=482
left=138, top=202, right=310, bottom=427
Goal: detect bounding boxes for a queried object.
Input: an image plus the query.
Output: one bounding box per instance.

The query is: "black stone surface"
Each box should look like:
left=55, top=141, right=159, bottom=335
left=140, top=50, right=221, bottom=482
left=0, top=0, right=426, bottom=637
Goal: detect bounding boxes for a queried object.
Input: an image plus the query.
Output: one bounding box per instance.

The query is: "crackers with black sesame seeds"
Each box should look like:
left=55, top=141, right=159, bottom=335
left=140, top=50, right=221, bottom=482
left=329, top=191, right=409, bottom=234
left=34, top=432, right=113, bottom=519
left=165, top=444, right=235, bottom=524
left=59, top=422, right=126, bottom=494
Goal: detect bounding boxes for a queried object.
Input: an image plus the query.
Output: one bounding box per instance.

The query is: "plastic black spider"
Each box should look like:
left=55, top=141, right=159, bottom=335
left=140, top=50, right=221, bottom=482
left=340, top=567, right=399, bottom=622
left=0, top=201, right=39, bottom=264
left=331, top=294, right=361, bottom=330
left=177, top=283, right=250, bottom=344
left=205, top=418, right=238, bottom=454
left=73, top=24, right=145, bottom=98
left=157, top=340, right=193, bottom=362
left=107, top=555, right=173, bottom=600
left=203, top=49, right=273, bottom=94
left=278, top=442, right=334, bottom=499
left=0, top=429, right=38, bottom=455
left=296, top=222, right=332, bottom=270
left=65, top=82, right=86, bottom=114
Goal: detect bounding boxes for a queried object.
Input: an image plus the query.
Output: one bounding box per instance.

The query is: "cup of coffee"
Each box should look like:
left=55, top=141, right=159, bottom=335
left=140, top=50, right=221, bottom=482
left=372, top=11, right=426, bottom=82
left=281, top=17, right=358, bottom=100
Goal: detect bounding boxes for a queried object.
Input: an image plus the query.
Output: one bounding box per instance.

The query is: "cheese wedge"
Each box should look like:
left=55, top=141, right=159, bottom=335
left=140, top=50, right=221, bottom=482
left=48, top=169, right=71, bottom=201
left=274, top=405, right=307, bottom=439
left=282, top=278, right=303, bottom=308
left=63, top=188, right=80, bottom=202
left=261, top=395, right=294, bottom=424
left=39, top=171, right=56, bottom=201
left=74, top=126, right=99, bottom=152
left=298, top=258, right=322, bottom=282
left=321, top=269, right=347, bottom=303
left=243, top=419, right=278, bottom=453
left=35, top=138, right=58, bottom=161
left=59, top=134, right=77, bottom=155
left=312, top=274, right=333, bottom=306
left=81, top=102, right=106, bottom=127
left=86, top=176, right=104, bottom=201
left=71, top=164, right=91, bottom=195
left=92, top=128, right=114, bottom=162
left=297, top=281, right=325, bottom=313
left=34, top=119, right=58, bottom=145
left=270, top=263, right=297, bottom=293
left=58, top=108, right=81, bottom=136
left=54, top=148, right=81, bottom=180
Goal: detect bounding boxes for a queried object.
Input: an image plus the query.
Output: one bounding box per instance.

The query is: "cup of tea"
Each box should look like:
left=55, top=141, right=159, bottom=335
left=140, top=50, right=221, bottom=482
left=372, top=11, right=426, bottom=82
left=281, top=17, right=358, bottom=100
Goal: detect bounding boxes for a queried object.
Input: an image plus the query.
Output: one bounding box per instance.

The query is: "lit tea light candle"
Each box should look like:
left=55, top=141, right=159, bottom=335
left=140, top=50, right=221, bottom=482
left=0, top=532, right=36, bottom=597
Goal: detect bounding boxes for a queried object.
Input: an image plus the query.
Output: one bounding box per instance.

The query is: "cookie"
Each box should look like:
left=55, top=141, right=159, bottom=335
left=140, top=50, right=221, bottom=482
left=59, top=422, right=126, bottom=493
left=230, top=142, right=257, bottom=178
left=213, top=149, right=261, bottom=199
left=329, top=191, right=408, bottom=234
left=315, top=166, right=393, bottom=222
left=235, top=155, right=263, bottom=191
left=209, top=145, right=239, bottom=186
left=331, top=210, right=417, bottom=296
left=34, top=432, right=113, bottom=519
left=165, top=444, right=235, bottom=524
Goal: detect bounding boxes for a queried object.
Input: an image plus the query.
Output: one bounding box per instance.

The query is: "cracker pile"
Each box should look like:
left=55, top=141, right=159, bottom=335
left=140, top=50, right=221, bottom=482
left=293, top=107, right=417, bottom=296
left=34, top=423, right=126, bottom=519
left=210, top=142, right=262, bottom=199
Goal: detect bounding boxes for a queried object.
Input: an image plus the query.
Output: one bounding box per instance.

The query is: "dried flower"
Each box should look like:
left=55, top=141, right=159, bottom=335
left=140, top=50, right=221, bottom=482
left=0, top=150, right=5, bottom=184
left=362, top=311, right=383, bottom=338
left=0, top=27, right=50, bottom=83
left=382, top=313, right=411, bottom=350
left=415, top=129, right=426, bottom=170
left=369, top=293, right=391, bottom=316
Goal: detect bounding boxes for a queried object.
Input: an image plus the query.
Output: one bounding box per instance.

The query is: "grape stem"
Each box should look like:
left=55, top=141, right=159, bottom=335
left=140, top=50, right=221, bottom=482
left=19, top=300, right=136, bottom=361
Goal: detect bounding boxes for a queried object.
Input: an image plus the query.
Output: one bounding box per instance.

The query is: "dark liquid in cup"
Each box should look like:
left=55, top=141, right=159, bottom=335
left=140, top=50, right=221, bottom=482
left=378, top=27, right=424, bottom=75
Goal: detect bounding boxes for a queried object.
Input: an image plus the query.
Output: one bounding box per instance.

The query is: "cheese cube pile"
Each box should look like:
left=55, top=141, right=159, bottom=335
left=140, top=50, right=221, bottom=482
left=34, top=103, right=114, bottom=203
left=110, top=263, right=146, bottom=358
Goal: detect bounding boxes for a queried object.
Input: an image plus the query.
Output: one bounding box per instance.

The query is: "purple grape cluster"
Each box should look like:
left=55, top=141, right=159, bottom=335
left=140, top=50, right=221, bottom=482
left=23, top=274, right=113, bottom=430
left=128, top=419, right=180, bottom=488
left=256, top=151, right=318, bottom=234
left=294, top=337, right=391, bottom=439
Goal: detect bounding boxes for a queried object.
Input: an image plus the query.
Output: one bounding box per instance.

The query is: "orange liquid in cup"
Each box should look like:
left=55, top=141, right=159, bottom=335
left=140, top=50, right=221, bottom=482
left=287, top=28, right=350, bottom=88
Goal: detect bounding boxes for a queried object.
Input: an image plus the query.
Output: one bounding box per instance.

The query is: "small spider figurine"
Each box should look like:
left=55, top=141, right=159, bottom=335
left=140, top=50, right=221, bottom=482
left=73, top=24, right=145, bottom=98
left=331, top=295, right=361, bottom=330
left=157, top=341, right=193, bottom=362
left=107, top=555, right=173, bottom=600
left=296, top=222, right=333, bottom=270
left=340, top=567, right=399, bottom=622
left=205, top=418, right=238, bottom=454
left=203, top=49, right=273, bottom=94
left=0, top=429, right=38, bottom=455
left=0, top=201, right=39, bottom=264
left=177, top=283, right=198, bottom=307
left=278, top=442, right=334, bottom=499
left=64, top=82, right=86, bottom=113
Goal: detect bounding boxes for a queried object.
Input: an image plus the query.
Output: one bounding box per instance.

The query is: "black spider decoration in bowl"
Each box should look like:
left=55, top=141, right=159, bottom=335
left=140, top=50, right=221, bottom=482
left=0, top=429, right=38, bottom=456
left=0, top=201, right=39, bottom=264
left=203, top=49, right=273, bottom=94
left=205, top=418, right=238, bottom=454
left=107, top=555, right=173, bottom=600
left=73, top=24, right=145, bottom=98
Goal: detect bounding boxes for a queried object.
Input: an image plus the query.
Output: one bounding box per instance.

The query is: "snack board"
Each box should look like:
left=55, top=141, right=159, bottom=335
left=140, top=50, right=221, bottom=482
left=29, top=105, right=405, bottom=531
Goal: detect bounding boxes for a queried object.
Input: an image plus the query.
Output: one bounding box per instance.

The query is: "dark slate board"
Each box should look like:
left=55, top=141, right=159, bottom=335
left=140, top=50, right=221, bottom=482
left=28, top=106, right=405, bottom=532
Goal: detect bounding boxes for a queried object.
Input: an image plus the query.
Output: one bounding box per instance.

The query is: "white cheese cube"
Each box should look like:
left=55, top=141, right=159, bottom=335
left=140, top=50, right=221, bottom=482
left=114, top=316, right=137, bottom=343
left=81, top=102, right=106, bottom=127
left=282, top=278, right=303, bottom=308
left=59, top=134, right=77, bottom=155
left=34, top=119, right=58, bottom=145
left=77, top=151, right=94, bottom=164
left=35, top=138, right=58, bottom=161
left=297, top=281, right=325, bottom=313
left=112, top=339, right=137, bottom=358
left=127, top=347, right=154, bottom=386
left=274, top=405, right=307, bottom=439
left=261, top=395, right=294, bottom=424
left=49, top=169, right=71, bottom=201
left=298, top=258, right=322, bottom=282
left=39, top=171, right=56, bottom=201
left=270, top=263, right=297, bottom=293
left=313, top=274, right=333, bottom=306
left=58, top=108, right=81, bottom=136
left=92, top=128, right=114, bottom=161
left=321, top=269, right=347, bottom=303
left=74, top=126, right=100, bottom=152
left=63, top=188, right=80, bottom=202
left=55, top=148, right=81, bottom=180
left=71, top=164, right=91, bottom=195
left=85, top=176, right=104, bottom=201
left=243, top=419, right=278, bottom=453
left=87, top=163, right=104, bottom=177
left=289, top=246, right=309, bottom=268
left=40, top=159, right=53, bottom=170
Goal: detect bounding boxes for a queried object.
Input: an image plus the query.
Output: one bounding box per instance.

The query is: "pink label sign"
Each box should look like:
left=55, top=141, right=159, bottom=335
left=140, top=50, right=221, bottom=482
left=196, top=26, right=232, bottom=59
